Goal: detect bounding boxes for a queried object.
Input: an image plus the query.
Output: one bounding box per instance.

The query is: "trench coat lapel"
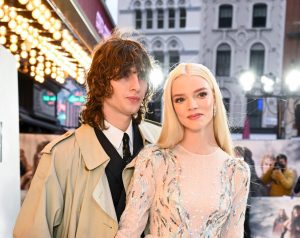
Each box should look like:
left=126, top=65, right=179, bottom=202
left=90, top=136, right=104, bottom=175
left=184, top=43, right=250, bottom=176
left=75, top=124, right=117, bottom=221
left=75, top=122, right=160, bottom=222
left=75, top=124, right=109, bottom=170
left=92, top=172, right=118, bottom=222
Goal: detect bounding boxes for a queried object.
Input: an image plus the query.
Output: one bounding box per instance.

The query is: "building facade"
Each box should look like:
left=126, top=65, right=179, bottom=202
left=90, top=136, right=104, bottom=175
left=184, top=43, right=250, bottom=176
left=118, top=0, right=287, bottom=136
left=119, top=0, right=201, bottom=75
left=200, top=0, right=286, bottom=133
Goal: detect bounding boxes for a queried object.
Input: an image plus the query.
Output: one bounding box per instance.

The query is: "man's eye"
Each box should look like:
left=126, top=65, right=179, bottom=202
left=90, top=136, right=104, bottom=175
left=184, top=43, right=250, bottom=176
left=138, top=72, right=146, bottom=81
left=174, top=97, right=184, bottom=103
left=120, top=70, right=131, bottom=78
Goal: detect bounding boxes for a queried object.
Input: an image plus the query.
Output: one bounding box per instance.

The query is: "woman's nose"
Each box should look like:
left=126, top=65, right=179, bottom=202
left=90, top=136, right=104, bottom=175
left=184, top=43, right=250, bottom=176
left=188, top=98, right=198, bottom=110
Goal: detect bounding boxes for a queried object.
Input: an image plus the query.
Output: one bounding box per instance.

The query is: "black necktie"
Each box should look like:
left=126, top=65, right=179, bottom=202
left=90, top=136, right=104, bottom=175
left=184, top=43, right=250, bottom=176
left=122, top=133, right=131, bottom=164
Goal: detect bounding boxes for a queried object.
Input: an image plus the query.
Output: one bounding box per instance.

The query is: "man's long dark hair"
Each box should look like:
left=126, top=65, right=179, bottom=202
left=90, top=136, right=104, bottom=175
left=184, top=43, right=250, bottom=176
left=81, top=30, right=154, bottom=129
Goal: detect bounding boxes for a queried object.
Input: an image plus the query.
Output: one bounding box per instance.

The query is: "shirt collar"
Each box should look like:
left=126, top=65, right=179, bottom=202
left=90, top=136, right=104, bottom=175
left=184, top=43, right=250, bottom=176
left=102, top=120, right=133, bottom=150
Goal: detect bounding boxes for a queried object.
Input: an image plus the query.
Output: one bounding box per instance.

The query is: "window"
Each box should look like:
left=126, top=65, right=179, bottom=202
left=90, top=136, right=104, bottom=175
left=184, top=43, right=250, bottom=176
left=219, top=5, right=233, bottom=28
left=223, top=98, right=230, bottom=114
left=153, top=51, right=164, bottom=68
left=157, top=9, right=164, bottom=29
left=179, top=8, right=186, bottom=28
left=168, top=8, right=175, bottom=28
left=135, top=10, right=142, bottom=29
left=216, top=44, right=231, bottom=76
left=252, top=3, right=267, bottom=27
left=146, top=9, right=153, bottom=29
left=169, top=51, right=179, bottom=70
left=247, top=98, right=263, bottom=128
left=250, top=43, right=265, bottom=77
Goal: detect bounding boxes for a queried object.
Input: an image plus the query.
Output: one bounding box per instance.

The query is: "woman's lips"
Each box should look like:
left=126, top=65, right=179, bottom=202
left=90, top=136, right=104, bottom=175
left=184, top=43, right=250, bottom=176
left=187, top=113, right=203, bottom=120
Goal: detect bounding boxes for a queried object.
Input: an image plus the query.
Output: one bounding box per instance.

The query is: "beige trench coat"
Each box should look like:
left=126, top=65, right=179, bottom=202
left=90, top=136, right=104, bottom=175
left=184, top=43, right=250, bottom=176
left=13, top=122, right=160, bottom=238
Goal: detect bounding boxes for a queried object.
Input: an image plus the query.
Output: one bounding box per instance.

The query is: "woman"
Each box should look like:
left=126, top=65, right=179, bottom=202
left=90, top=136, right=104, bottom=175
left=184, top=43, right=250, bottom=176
left=282, top=205, right=300, bottom=238
left=272, top=208, right=288, bottom=238
left=260, top=154, right=275, bottom=175
left=259, top=154, right=275, bottom=196
left=116, top=63, right=250, bottom=237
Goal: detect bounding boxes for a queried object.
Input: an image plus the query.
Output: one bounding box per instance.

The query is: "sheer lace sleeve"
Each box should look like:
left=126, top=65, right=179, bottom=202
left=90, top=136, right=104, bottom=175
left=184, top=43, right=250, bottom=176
left=116, top=147, right=157, bottom=238
left=222, top=159, right=250, bottom=238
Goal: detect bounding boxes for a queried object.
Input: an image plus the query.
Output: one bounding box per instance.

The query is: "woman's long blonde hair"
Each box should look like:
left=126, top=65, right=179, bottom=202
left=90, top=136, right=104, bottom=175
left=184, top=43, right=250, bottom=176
left=157, top=63, right=234, bottom=156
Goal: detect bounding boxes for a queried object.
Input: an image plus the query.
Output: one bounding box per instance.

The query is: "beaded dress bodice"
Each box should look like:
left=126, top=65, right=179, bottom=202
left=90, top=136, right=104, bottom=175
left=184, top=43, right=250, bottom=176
left=116, top=145, right=250, bottom=238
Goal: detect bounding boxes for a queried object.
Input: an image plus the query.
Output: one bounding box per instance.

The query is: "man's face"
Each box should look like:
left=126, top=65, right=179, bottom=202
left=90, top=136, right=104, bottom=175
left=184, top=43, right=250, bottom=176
left=278, top=158, right=287, bottom=168
left=103, top=67, right=148, bottom=122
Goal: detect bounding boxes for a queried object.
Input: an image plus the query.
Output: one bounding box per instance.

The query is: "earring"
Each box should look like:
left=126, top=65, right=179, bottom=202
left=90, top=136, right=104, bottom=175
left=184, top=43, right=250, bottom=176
left=213, top=106, right=216, bottom=117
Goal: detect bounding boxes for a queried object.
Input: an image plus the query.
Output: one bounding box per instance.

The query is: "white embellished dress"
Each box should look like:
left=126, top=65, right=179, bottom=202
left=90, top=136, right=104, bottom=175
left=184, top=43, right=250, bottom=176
left=116, top=144, right=250, bottom=238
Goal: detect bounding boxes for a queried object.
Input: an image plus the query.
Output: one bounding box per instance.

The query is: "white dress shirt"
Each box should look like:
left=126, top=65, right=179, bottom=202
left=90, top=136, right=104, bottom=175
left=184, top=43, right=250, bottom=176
left=102, top=120, right=133, bottom=158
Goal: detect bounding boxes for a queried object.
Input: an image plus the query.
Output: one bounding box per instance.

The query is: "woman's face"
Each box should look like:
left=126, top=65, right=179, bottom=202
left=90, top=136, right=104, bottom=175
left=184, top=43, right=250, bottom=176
left=172, top=74, right=215, bottom=133
left=279, top=209, right=285, bottom=217
left=293, top=208, right=300, bottom=218
left=262, top=156, right=274, bottom=173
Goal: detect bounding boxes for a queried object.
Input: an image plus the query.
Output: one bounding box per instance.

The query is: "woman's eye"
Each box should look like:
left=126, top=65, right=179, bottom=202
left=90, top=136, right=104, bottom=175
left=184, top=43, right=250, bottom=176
left=198, top=92, right=208, bottom=97
left=174, top=97, right=184, bottom=103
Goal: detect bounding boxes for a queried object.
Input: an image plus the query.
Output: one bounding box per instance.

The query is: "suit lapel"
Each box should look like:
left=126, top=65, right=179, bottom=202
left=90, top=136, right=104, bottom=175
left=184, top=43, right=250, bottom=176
left=132, top=121, right=144, bottom=158
left=94, top=128, right=125, bottom=181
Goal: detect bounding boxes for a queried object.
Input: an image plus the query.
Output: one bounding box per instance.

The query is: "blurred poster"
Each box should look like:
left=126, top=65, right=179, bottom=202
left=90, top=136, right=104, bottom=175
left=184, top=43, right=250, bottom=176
left=0, top=121, right=2, bottom=163
left=234, top=139, right=300, bottom=179
left=19, top=133, right=58, bottom=202
left=250, top=197, right=300, bottom=238
left=19, top=133, right=58, bottom=167
left=234, top=140, right=300, bottom=237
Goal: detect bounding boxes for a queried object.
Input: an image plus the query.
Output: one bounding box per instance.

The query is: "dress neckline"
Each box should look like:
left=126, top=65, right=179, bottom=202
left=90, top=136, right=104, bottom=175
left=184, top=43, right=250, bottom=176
left=175, top=144, right=220, bottom=158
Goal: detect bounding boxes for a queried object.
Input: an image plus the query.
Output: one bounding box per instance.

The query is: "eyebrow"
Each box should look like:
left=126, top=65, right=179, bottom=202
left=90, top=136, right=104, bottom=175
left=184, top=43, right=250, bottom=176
left=172, top=87, right=208, bottom=98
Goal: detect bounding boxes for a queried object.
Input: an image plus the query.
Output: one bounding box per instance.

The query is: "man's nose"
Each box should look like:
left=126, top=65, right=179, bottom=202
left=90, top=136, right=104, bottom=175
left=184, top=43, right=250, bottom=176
left=130, top=73, right=141, bottom=91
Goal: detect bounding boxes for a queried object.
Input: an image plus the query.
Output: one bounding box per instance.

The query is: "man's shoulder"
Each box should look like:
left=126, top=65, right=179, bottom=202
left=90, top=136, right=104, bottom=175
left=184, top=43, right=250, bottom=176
left=285, top=168, right=296, bottom=176
left=41, top=130, right=76, bottom=154
left=139, top=119, right=161, bottom=143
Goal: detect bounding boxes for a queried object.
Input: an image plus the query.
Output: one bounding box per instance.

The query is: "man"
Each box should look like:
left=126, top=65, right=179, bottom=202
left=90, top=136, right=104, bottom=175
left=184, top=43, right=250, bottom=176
left=13, top=30, right=161, bottom=237
left=293, top=176, right=300, bottom=195
left=261, top=154, right=296, bottom=196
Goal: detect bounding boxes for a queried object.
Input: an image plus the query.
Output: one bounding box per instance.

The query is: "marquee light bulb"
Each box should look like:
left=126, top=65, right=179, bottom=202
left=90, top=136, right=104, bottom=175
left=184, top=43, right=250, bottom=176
left=0, top=26, right=6, bottom=35
left=18, top=0, right=29, bottom=4
left=0, top=36, right=6, bottom=44
left=10, top=44, right=18, bottom=52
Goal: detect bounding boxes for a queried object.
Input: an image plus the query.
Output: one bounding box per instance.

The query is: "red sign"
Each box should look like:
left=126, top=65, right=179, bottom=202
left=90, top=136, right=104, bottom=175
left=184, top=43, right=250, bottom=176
left=76, top=0, right=114, bottom=38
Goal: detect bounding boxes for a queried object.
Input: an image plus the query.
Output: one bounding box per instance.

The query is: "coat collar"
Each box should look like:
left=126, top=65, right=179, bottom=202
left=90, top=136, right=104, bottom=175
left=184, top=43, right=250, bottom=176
left=75, top=124, right=110, bottom=170
left=75, top=121, right=161, bottom=170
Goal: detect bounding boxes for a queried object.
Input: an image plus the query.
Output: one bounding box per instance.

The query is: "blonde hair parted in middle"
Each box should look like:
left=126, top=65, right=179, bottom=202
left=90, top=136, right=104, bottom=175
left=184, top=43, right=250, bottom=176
left=157, top=63, right=234, bottom=156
